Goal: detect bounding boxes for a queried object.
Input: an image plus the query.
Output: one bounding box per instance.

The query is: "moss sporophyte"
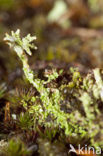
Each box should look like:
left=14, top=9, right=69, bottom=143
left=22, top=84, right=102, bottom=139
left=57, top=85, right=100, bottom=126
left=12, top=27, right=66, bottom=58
left=4, top=30, right=103, bottom=149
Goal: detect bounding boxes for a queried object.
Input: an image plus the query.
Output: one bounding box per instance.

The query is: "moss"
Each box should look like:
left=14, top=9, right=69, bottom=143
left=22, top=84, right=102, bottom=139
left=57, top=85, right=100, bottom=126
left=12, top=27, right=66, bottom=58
left=7, top=139, right=30, bottom=156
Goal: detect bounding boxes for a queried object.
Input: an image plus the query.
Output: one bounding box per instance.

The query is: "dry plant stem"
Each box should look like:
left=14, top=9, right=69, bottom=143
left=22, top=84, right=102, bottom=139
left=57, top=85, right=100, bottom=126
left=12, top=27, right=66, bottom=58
left=4, top=102, right=10, bottom=123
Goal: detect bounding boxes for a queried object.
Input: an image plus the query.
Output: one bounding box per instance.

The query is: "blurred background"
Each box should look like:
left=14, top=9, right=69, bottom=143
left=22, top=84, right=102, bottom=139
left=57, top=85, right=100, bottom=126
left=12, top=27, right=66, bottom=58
left=1, top=0, right=103, bottom=84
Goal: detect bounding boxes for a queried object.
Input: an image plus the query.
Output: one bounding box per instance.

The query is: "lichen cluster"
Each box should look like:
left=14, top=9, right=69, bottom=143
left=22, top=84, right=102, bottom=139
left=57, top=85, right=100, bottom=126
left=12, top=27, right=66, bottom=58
left=4, top=30, right=103, bottom=151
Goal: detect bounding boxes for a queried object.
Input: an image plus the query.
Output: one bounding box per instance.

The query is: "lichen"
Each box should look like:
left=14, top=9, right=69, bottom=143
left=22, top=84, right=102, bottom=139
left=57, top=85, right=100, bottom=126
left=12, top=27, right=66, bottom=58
left=4, top=30, right=103, bottom=150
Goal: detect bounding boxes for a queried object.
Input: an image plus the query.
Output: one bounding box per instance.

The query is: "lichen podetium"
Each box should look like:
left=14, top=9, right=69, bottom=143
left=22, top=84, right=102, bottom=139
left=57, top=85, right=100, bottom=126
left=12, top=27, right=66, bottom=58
left=4, top=29, right=81, bottom=136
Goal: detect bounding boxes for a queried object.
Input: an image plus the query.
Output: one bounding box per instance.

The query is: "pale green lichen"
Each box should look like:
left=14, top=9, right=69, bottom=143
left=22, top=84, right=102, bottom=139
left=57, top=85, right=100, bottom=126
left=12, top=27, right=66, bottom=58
left=4, top=30, right=103, bottom=150
left=80, top=92, right=94, bottom=120
left=4, top=30, right=80, bottom=136
left=93, top=68, right=103, bottom=101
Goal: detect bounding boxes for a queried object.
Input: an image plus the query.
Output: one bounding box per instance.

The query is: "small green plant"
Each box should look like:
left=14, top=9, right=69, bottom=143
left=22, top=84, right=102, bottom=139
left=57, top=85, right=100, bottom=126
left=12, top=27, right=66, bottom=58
left=8, top=86, right=36, bottom=110
left=18, top=112, right=33, bottom=131
left=7, top=139, right=30, bottom=156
